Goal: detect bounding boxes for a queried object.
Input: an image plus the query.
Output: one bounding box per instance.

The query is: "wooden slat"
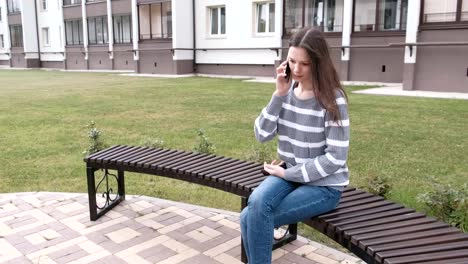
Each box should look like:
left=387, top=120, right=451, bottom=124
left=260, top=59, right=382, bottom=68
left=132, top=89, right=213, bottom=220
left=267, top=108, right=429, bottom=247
left=413, top=257, right=468, bottom=264
left=335, top=196, right=385, bottom=210
left=375, top=241, right=468, bottom=263
left=345, top=218, right=441, bottom=241
left=122, top=147, right=158, bottom=165
left=160, top=152, right=210, bottom=171
left=93, top=145, right=132, bottom=163
left=206, top=162, right=258, bottom=181
left=218, top=165, right=263, bottom=184
left=129, top=148, right=166, bottom=166
left=198, top=159, right=249, bottom=178
left=112, top=147, right=149, bottom=165
left=151, top=151, right=194, bottom=170
left=85, top=145, right=121, bottom=161
left=383, top=248, right=468, bottom=264
left=100, top=146, right=139, bottom=164
left=338, top=192, right=376, bottom=203
left=367, top=232, right=468, bottom=256
left=171, top=154, right=220, bottom=173
left=324, top=204, right=407, bottom=224
left=328, top=208, right=415, bottom=227
left=142, top=149, right=182, bottom=168
left=318, top=200, right=396, bottom=220
left=351, top=222, right=457, bottom=249
left=188, top=157, right=234, bottom=175
left=334, top=212, right=426, bottom=234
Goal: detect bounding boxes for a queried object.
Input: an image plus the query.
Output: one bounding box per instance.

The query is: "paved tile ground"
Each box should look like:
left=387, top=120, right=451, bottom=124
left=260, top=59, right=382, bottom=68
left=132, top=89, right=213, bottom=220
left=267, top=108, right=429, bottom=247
left=0, top=192, right=363, bottom=264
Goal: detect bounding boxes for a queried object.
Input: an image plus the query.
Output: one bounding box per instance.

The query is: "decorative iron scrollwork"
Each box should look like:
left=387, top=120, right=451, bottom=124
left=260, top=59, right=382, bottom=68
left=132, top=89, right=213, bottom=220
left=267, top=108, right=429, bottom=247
left=95, top=169, right=120, bottom=210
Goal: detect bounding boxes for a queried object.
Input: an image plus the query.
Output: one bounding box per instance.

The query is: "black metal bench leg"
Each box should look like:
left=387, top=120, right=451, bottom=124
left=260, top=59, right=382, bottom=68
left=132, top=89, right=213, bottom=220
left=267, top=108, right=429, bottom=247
left=87, top=166, right=98, bottom=221
left=241, top=196, right=248, bottom=263
left=87, top=168, right=125, bottom=221
left=118, top=170, right=125, bottom=201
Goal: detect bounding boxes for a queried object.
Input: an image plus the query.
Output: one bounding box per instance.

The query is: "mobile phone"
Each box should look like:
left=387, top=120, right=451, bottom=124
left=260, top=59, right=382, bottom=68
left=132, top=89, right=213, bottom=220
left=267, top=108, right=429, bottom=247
left=285, top=62, right=291, bottom=81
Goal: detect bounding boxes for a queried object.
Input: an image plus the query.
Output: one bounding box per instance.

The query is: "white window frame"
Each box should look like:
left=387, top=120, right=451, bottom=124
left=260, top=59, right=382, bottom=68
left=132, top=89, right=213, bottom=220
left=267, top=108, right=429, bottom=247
left=0, top=35, right=4, bottom=49
left=42, top=27, right=50, bottom=47
left=208, top=6, right=226, bottom=37
left=254, top=1, right=276, bottom=35
left=41, top=0, right=48, bottom=11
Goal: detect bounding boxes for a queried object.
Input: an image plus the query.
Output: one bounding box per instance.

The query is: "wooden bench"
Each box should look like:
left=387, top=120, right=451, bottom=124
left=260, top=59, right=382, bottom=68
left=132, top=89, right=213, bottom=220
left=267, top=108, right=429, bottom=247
left=85, top=145, right=468, bottom=264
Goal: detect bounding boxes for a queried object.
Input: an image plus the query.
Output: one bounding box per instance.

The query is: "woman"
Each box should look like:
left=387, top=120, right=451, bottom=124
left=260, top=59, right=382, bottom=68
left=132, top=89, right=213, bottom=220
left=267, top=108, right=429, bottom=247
left=240, top=27, right=350, bottom=264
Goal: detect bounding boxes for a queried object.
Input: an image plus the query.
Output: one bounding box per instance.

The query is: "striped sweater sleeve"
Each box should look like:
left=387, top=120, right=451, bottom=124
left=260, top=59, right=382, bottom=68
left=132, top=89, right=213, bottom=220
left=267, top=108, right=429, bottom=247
left=284, top=95, right=350, bottom=183
left=254, top=95, right=286, bottom=142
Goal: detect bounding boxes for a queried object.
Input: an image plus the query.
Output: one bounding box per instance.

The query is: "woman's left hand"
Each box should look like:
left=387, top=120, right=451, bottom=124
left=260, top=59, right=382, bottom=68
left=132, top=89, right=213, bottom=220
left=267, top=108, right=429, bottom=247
left=263, top=160, right=285, bottom=178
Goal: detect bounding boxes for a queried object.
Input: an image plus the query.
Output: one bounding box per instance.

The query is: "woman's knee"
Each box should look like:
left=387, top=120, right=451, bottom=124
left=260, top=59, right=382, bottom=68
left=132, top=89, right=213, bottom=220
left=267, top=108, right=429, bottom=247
left=247, top=189, right=272, bottom=212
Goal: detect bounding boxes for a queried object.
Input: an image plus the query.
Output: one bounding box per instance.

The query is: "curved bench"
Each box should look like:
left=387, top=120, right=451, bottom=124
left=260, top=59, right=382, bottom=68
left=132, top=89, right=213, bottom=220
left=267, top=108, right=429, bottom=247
left=85, top=145, right=468, bottom=264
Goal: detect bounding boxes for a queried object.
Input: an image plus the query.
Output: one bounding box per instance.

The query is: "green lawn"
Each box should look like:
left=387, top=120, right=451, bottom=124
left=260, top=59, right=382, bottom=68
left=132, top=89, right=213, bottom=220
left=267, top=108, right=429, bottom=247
left=0, top=69, right=467, bottom=247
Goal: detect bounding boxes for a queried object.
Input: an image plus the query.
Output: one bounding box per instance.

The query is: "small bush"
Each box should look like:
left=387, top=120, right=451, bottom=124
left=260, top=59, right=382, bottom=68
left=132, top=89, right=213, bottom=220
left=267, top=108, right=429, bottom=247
left=140, top=137, right=165, bottom=149
left=417, top=180, right=467, bottom=232
left=363, top=174, right=391, bottom=198
left=193, top=129, right=215, bottom=154
left=82, top=121, right=107, bottom=156
left=245, top=143, right=275, bottom=163
left=369, top=175, right=391, bottom=197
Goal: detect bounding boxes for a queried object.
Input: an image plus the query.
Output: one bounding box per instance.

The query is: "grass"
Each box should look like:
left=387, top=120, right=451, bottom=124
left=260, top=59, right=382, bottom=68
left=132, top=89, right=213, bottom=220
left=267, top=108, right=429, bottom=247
left=0, top=69, right=467, bottom=247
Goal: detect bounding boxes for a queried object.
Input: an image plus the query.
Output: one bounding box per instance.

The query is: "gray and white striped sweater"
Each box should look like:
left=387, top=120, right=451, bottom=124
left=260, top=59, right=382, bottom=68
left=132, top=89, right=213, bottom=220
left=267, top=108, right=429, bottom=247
left=254, top=87, right=350, bottom=188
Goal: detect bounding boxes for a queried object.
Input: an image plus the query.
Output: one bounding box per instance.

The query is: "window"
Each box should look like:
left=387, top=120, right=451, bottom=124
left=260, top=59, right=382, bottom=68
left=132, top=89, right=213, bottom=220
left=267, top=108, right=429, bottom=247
left=285, top=0, right=344, bottom=34
left=304, top=0, right=344, bottom=32
left=138, top=2, right=172, bottom=40
left=41, top=0, right=47, bottom=11
left=0, top=7, right=2, bottom=21
left=255, top=2, right=275, bottom=34
left=88, top=16, right=108, bottom=44
left=42, top=27, right=50, bottom=46
left=63, top=0, right=81, bottom=6
left=209, top=6, right=225, bottom=35
left=65, top=19, right=83, bottom=45
left=0, top=35, right=4, bottom=49
left=354, top=0, right=407, bottom=32
left=423, top=0, right=468, bottom=23
left=7, top=0, right=21, bottom=13
left=113, top=14, right=132, bottom=44
left=10, top=25, right=23, bottom=47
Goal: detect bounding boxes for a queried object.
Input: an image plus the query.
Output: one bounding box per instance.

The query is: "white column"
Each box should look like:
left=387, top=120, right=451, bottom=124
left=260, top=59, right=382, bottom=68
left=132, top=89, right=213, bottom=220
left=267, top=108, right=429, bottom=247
left=172, top=0, right=193, bottom=60
left=82, top=0, right=88, bottom=60
left=276, top=0, right=284, bottom=61
left=107, top=0, right=113, bottom=59
left=131, top=0, right=139, bottom=60
left=1, top=0, right=11, bottom=58
left=341, top=0, right=353, bottom=61
left=404, top=0, right=420, bottom=63
left=20, top=0, right=39, bottom=59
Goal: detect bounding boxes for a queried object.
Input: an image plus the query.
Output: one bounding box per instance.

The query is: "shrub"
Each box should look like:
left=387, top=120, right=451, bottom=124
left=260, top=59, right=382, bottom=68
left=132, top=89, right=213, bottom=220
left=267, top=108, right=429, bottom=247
left=369, top=174, right=391, bottom=197
left=82, top=121, right=107, bottom=156
left=140, top=137, right=165, bottom=149
left=245, top=143, right=275, bottom=163
left=193, top=129, right=215, bottom=154
left=363, top=174, right=391, bottom=198
left=417, top=180, right=467, bottom=232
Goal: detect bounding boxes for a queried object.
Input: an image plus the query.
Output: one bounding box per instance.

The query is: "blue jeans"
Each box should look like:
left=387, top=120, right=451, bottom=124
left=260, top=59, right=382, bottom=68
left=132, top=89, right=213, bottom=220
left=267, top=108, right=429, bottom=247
left=240, top=176, right=341, bottom=264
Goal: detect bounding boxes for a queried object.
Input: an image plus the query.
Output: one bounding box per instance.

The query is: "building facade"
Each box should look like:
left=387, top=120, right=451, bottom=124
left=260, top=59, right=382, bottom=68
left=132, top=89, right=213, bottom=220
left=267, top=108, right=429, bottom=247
left=0, top=0, right=467, bottom=92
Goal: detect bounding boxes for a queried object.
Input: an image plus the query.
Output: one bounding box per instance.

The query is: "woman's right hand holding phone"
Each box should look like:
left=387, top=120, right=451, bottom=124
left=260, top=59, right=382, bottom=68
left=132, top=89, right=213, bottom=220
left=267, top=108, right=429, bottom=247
left=274, top=60, right=291, bottom=97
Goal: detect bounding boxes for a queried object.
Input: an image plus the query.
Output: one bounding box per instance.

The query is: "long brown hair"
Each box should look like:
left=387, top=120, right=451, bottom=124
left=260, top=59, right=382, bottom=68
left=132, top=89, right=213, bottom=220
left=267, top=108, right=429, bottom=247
left=289, top=27, right=347, bottom=123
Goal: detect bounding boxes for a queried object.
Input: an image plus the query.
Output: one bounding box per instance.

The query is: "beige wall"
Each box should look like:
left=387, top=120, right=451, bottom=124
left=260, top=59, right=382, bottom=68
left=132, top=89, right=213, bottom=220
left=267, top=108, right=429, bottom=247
left=349, top=35, right=405, bottom=83
left=413, top=29, right=468, bottom=93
